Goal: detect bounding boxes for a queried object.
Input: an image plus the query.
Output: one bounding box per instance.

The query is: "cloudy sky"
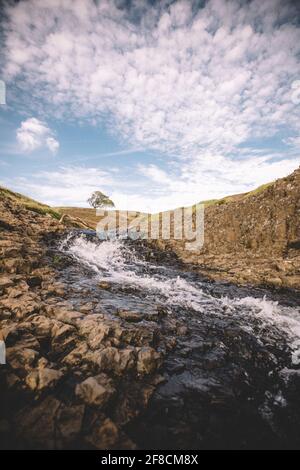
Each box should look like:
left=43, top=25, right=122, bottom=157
left=0, top=0, right=300, bottom=212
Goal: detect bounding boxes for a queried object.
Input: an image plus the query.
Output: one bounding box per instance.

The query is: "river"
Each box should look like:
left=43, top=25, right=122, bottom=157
left=58, top=232, right=300, bottom=449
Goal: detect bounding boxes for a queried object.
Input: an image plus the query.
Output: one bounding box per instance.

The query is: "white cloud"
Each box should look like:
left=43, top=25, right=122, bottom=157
left=46, top=137, right=59, bottom=154
left=284, top=136, right=300, bottom=149
left=16, top=117, right=59, bottom=154
left=3, top=166, right=116, bottom=207
left=4, top=0, right=300, bottom=157
left=3, top=152, right=299, bottom=214
left=2, top=0, right=300, bottom=210
left=138, top=152, right=300, bottom=210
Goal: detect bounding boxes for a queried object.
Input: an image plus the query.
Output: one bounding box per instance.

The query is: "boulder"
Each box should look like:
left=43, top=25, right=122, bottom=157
left=56, top=404, right=85, bottom=446
left=85, top=417, right=119, bottom=449
left=117, top=309, right=143, bottom=322
left=26, top=275, right=42, bottom=288
left=30, top=314, right=55, bottom=338
left=7, top=347, right=39, bottom=372
left=14, top=396, right=61, bottom=449
left=0, top=277, right=14, bottom=292
left=1, top=294, right=40, bottom=319
left=26, top=367, right=63, bottom=391
left=51, top=322, right=78, bottom=355
left=92, top=346, right=136, bottom=375
left=79, top=302, right=95, bottom=313
left=78, top=316, right=112, bottom=349
left=75, top=374, right=115, bottom=407
left=137, top=347, right=162, bottom=375
left=98, top=281, right=112, bottom=290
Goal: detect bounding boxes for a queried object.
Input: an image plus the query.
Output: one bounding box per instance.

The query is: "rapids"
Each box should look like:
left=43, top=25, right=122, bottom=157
left=57, top=232, right=300, bottom=449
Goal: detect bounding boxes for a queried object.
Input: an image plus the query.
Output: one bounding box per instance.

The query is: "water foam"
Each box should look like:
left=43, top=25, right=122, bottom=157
left=61, top=234, right=300, bottom=362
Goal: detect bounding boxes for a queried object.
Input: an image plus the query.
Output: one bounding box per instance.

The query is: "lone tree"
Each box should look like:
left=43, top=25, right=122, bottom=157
left=87, top=191, right=115, bottom=210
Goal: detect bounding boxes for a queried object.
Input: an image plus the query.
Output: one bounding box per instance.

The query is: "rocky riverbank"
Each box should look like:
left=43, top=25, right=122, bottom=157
left=159, top=166, right=300, bottom=290
left=0, top=196, right=170, bottom=449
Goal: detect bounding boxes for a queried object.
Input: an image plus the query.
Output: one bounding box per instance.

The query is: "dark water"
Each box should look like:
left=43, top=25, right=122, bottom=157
left=57, top=232, right=300, bottom=449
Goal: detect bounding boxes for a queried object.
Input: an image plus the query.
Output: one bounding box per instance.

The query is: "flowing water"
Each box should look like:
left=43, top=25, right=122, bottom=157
left=58, top=232, right=300, bottom=449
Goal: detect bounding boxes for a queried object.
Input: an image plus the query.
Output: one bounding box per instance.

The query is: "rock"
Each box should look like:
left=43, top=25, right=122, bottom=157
left=56, top=404, right=85, bottom=446
left=265, top=276, right=283, bottom=287
left=282, top=276, right=300, bottom=290
left=2, top=257, right=32, bottom=274
left=6, top=372, right=21, bottom=389
left=93, top=346, right=137, bottom=375
left=62, top=343, right=90, bottom=367
left=0, top=419, right=10, bottom=434
left=144, top=310, right=160, bottom=322
left=137, top=347, right=162, bottom=375
left=30, top=314, right=54, bottom=337
left=79, top=302, right=95, bottom=313
left=0, top=277, right=14, bottom=291
left=117, top=347, right=136, bottom=373
left=176, top=325, right=188, bottom=336
left=119, top=324, right=158, bottom=347
left=280, top=368, right=300, bottom=388
left=98, top=281, right=112, bottom=290
left=26, top=276, right=42, bottom=288
left=75, top=374, right=115, bottom=406
left=7, top=347, right=39, bottom=372
left=7, top=280, right=29, bottom=297
left=156, top=304, right=170, bottom=317
left=79, top=317, right=111, bottom=348
left=51, top=322, right=78, bottom=355
left=1, top=294, right=40, bottom=319
left=14, top=396, right=61, bottom=449
left=46, top=282, right=66, bottom=297
left=26, top=367, right=63, bottom=391
left=52, top=308, right=83, bottom=326
left=85, top=417, right=119, bottom=449
left=117, top=309, right=142, bottom=322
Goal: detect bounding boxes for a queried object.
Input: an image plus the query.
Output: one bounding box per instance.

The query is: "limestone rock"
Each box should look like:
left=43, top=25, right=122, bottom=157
left=56, top=404, right=85, bottom=446
left=137, top=347, right=162, bottom=375
left=117, top=309, right=142, bottom=322
left=75, top=374, right=115, bottom=407
left=26, top=367, right=63, bottom=391
left=14, top=396, right=61, bottom=448
left=85, top=417, right=119, bottom=449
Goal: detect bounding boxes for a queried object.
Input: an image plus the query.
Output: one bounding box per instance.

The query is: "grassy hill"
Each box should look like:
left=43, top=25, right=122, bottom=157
left=54, top=207, right=98, bottom=229
left=55, top=207, right=149, bottom=230
left=54, top=181, right=275, bottom=230
left=0, top=179, right=275, bottom=231
left=0, top=186, right=61, bottom=220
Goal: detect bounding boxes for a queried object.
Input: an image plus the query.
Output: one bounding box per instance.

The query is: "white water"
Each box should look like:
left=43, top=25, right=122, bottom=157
left=61, top=234, right=300, bottom=364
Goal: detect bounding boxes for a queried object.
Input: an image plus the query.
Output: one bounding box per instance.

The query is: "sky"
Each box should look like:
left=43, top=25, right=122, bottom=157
left=0, top=0, right=300, bottom=213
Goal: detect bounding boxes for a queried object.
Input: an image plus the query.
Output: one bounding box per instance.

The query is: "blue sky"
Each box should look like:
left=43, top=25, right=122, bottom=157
left=0, top=0, right=300, bottom=212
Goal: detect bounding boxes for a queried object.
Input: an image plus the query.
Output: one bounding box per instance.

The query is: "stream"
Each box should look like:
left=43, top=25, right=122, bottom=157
left=57, top=232, right=300, bottom=449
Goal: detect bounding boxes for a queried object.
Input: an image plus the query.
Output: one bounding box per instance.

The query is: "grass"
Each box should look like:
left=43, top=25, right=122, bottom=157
left=0, top=186, right=61, bottom=220
left=54, top=207, right=149, bottom=230
left=54, top=207, right=99, bottom=229
left=244, top=182, right=273, bottom=198
left=198, top=181, right=274, bottom=208
left=0, top=177, right=275, bottom=230
left=55, top=179, right=275, bottom=231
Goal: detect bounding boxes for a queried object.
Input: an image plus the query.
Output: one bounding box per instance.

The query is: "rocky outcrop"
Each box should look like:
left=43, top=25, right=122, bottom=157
left=161, top=167, right=300, bottom=290
left=0, top=196, right=166, bottom=449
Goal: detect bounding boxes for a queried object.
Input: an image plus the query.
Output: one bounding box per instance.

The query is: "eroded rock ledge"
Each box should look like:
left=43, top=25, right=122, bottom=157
left=158, top=166, right=300, bottom=290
